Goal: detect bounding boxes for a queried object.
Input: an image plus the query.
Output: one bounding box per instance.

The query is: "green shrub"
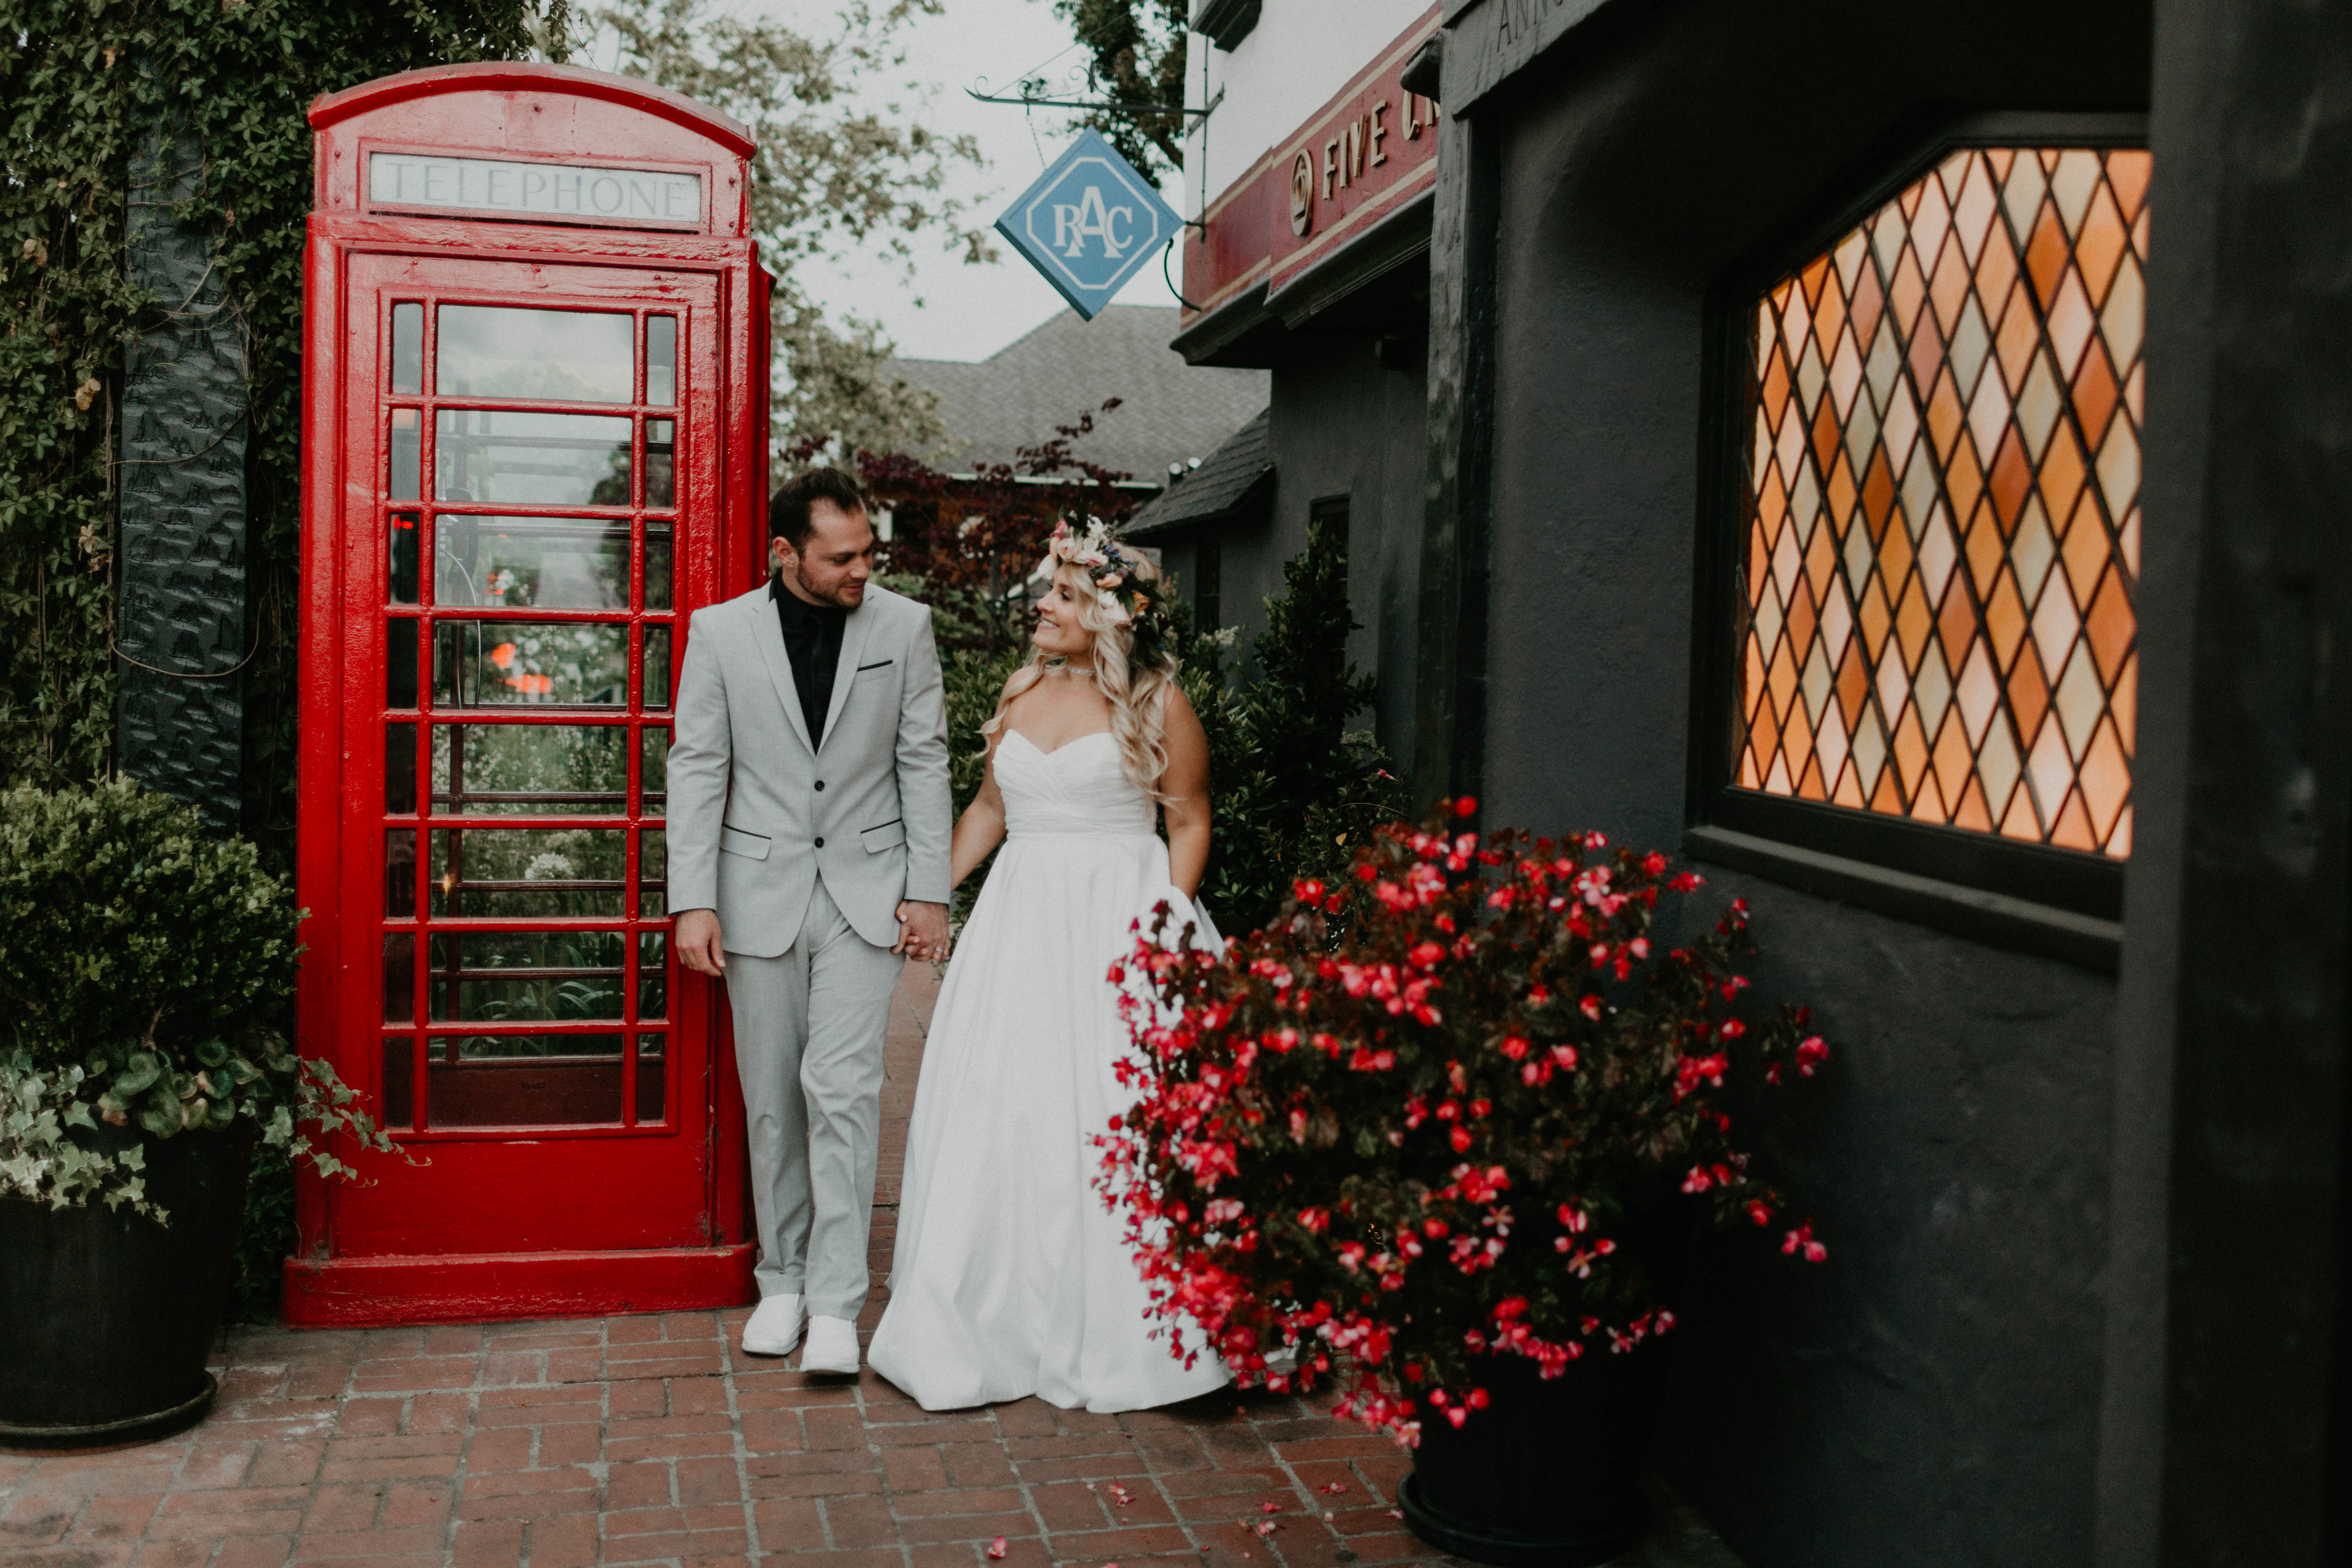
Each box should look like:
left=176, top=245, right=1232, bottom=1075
left=0, top=781, right=391, bottom=1278
left=1186, top=522, right=1406, bottom=936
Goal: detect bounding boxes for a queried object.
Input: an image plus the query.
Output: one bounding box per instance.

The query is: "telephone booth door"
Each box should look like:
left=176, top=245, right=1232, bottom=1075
left=290, top=65, right=765, bottom=1325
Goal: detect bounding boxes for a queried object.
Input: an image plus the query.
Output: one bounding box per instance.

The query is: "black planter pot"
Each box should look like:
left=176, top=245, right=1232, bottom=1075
left=1400, top=1341, right=1671, bottom=1567
left=1401, top=1198, right=1691, bottom=1567
left=0, top=1124, right=252, bottom=1451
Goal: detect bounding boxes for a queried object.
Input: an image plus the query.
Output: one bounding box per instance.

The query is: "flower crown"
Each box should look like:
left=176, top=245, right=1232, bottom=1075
left=1038, top=517, right=1174, bottom=668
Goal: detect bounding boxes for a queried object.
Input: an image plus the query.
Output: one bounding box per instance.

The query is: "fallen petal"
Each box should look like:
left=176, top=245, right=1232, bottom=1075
left=988, top=1539, right=1009, bottom=1560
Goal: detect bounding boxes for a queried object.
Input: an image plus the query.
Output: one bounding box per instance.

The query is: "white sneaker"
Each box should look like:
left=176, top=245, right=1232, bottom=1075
left=741, top=1293, right=806, bottom=1357
left=799, top=1314, right=861, bottom=1375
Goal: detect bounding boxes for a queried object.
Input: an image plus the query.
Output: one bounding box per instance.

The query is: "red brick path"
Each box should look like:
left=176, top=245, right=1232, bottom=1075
left=0, top=967, right=1462, bottom=1568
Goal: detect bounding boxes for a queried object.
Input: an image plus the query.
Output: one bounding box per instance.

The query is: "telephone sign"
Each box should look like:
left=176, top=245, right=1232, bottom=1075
left=996, top=129, right=1182, bottom=319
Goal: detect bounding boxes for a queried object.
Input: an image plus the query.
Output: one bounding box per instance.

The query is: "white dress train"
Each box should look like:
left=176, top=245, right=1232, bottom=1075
left=867, top=730, right=1231, bottom=1412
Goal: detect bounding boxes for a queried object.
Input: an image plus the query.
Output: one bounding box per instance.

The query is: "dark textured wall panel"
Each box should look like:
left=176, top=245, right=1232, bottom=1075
left=1436, top=0, right=2152, bottom=1561
left=115, top=120, right=247, bottom=828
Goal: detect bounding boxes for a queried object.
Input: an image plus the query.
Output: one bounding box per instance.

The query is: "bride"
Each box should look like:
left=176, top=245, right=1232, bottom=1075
left=867, top=520, right=1231, bottom=1413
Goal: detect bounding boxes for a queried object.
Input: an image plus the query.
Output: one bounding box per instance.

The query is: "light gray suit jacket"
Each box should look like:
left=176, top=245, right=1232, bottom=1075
left=667, top=580, right=953, bottom=955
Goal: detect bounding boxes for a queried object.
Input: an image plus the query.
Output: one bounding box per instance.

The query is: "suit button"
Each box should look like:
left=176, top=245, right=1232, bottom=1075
left=814, top=837, right=825, bottom=849
left=815, top=780, right=826, bottom=791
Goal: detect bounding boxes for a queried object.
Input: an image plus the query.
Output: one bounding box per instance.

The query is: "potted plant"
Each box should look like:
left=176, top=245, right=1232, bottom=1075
left=1101, top=800, right=1832, bottom=1567
left=0, top=781, right=392, bottom=1449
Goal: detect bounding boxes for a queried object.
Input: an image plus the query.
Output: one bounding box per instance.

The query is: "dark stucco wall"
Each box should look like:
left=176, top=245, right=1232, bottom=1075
left=2122, top=0, right=2352, bottom=1558
left=1457, top=0, right=2150, bottom=1560
left=1266, top=336, right=1428, bottom=762
left=1190, top=332, right=1428, bottom=764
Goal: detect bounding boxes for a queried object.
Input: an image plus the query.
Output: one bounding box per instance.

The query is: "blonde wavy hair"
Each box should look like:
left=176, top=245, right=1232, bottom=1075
left=980, top=557, right=1183, bottom=805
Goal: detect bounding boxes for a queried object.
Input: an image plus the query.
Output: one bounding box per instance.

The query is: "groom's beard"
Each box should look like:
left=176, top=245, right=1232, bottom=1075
left=777, top=562, right=864, bottom=611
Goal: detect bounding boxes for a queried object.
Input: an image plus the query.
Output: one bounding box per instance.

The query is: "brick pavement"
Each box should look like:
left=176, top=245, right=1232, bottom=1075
left=0, top=968, right=1737, bottom=1568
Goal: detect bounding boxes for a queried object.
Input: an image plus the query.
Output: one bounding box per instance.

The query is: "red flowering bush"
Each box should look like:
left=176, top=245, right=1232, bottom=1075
left=1099, top=800, right=1831, bottom=1445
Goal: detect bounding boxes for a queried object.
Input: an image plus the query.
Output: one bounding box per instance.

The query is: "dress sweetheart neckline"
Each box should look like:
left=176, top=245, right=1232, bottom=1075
left=1002, top=727, right=1115, bottom=760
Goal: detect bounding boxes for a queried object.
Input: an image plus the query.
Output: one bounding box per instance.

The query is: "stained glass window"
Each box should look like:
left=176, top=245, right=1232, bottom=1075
left=1732, top=147, right=2148, bottom=858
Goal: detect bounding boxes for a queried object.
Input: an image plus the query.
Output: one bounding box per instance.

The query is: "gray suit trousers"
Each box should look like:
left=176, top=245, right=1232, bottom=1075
left=725, top=878, right=905, bottom=1319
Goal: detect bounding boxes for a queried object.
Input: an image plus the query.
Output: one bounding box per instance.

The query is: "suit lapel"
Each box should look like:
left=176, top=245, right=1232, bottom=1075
left=818, top=599, right=880, bottom=755
left=748, top=585, right=817, bottom=756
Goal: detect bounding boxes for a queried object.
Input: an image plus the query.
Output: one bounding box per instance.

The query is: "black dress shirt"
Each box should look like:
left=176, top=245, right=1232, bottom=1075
left=772, top=574, right=847, bottom=745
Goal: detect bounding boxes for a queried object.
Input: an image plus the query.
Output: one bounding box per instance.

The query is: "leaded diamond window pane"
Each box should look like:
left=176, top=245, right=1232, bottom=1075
left=1732, top=146, right=2147, bottom=858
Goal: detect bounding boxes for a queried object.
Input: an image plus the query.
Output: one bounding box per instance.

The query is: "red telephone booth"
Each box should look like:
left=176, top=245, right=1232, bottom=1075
left=287, top=64, right=769, bottom=1325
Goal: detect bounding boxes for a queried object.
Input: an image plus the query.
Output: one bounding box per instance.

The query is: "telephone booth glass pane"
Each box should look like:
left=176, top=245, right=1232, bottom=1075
left=385, top=723, right=417, bottom=813
left=428, top=931, right=628, bottom=1021
left=389, top=410, right=422, bottom=500
left=433, top=723, right=629, bottom=814
left=387, top=620, right=418, bottom=708
left=646, top=420, right=676, bottom=508
left=388, top=511, right=421, bottom=603
left=645, top=524, right=672, bottom=609
left=432, top=621, right=631, bottom=706
left=436, top=411, right=633, bottom=505
left=642, top=625, right=671, bottom=708
left=645, top=316, right=676, bottom=405
left=436, top=516, right=633, bottom=609
left=381, top=1039, right=415, bottom=1130
left=391, top=304, right=424, bottom=394
left=640, top=727, right=668, bottom=811
left=436, top=306, right=635, bottom=403
left=429, top=828, right=628, bottom=916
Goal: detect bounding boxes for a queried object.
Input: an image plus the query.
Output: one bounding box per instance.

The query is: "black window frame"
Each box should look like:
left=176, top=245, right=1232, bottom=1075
left=1193, top=528, right=1223, bottom=635
left=1309, top=493, right=1352, bottom=601
left=1687, top=111, right=2150, bottom=924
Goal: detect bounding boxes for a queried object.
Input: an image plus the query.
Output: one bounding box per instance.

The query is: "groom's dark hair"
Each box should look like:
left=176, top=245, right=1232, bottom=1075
left=770, top=466, right=868, bottom=549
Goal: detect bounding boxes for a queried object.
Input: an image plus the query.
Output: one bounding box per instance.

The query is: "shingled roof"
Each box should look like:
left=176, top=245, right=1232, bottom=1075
left=884, top=307, right=1268, bottom=484
left=1124, top=407, right=1272, bottom=539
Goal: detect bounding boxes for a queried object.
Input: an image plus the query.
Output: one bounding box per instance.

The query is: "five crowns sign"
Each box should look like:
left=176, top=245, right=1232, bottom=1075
left=995, top=129, right=1182, bottom=320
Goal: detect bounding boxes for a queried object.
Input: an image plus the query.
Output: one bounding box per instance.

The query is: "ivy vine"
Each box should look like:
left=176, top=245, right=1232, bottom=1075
left=0, top=0, right=572, bottom=862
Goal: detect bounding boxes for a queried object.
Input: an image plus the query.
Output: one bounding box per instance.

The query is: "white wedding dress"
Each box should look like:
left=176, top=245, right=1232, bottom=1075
left=868, top=728, right=1232, bottom=1412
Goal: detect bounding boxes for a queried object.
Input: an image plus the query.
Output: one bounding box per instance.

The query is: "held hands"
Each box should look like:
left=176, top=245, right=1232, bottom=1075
left=895, top=900, right=950, bottom=962
left=676, top=903, right=948, bottom=970
left=676, top=908, right=726, bottom=977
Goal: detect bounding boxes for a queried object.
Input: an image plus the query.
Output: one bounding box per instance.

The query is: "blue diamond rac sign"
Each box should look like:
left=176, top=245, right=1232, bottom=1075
left=996, top=129, right=1183, bottom=320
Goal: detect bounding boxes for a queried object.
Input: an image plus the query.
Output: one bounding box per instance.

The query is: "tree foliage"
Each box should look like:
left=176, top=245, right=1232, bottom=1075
left=852, top=399, right=1141, bottom=653
left=1185, top=522, right=1406, bottom=936
left=585, top=0, right=990, bottom=453
left=1048, top=0, right=1188, bottom=181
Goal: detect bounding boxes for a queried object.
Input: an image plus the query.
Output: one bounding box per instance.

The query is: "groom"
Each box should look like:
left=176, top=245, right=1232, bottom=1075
left=668, top=466, right=954, bottom=1374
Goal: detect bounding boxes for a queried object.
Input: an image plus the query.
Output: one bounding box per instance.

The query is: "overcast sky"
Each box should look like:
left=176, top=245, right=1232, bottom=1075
left=783, top=0, right=1187, bottom=364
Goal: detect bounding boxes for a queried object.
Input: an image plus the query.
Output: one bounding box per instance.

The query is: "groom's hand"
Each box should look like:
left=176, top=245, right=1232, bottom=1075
left=676, top=909, right=726, bottom=977
left=894, top=900, right=950, bottom=961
